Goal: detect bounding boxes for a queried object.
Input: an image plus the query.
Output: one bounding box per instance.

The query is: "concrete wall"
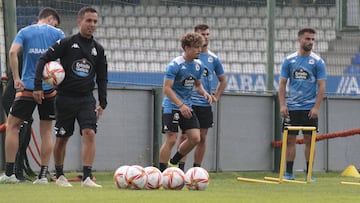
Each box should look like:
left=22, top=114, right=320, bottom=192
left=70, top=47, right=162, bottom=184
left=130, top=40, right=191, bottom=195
left=26, top=88, right=360, bottom=173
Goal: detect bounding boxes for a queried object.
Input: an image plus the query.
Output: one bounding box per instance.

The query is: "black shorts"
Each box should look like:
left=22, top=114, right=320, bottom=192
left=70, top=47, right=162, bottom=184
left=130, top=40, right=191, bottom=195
left=9, top=90, right=55, bottom=121
left=162, top=109, right=200, bottom=133
left=282, top=110, right=318, bottom=135
left=192, top=105, right=213, bottom=129
left=54, top=94, right=97, bottom=137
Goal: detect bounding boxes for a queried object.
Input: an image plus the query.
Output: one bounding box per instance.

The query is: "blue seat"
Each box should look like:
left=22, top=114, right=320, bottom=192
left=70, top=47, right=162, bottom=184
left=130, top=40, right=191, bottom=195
left=352, top=53, right=360, bottom=65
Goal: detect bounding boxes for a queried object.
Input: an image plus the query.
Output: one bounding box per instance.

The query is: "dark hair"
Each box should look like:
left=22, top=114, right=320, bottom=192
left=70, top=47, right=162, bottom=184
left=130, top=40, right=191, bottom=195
left=78, top=7, right=97, bottom=18
left=298, top=28, right=316, bottom=37
left=194, top=24, right=209, bottom=32
left=38, top=7, right=60, bottom=25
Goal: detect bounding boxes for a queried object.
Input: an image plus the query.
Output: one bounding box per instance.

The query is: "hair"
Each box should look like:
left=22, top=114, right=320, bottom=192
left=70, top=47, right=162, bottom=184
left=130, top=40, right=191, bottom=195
left=38, top=7, right=60, bottom=24
left=298, top=28, right=316, bottom=37
left=78, top=7, right=97, bottom=18
left=194, top=24, right=209, bottom=32
left=180, top=32, right=204, bottom=50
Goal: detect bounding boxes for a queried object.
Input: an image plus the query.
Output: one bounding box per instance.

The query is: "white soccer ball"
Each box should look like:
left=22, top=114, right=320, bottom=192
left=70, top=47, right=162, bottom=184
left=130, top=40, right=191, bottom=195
left=125, top=165, right=148, bottom=190
left=185, top=167, right=210, bottom=190
left=144, top=166, right=162, bottom=190
left=113, top=165, right=129, bottom=189
left=162, top=167, right=185, bottom=190
left=42, top=61, right=65, bottom=86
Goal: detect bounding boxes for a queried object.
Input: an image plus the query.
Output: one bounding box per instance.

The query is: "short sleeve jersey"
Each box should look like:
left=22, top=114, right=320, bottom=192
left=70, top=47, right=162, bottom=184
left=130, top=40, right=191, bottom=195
left=191, top=51, right=225, bottom=107
left=280, top=51, right=326, bottom=110
left=13, top=24, right=65, bottom=91
left=162, top=56, right=204, bottom=113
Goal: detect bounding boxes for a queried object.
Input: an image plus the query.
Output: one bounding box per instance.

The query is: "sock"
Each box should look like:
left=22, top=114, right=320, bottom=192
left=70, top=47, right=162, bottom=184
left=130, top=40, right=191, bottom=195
left=286, top=161, right=294, bottom=174
left=179, top=162, right=185, bottom=171
left=55, top=165, right=64, bottom=178
left=5, top=162, right=15, bottom=176
left=306, top=161, right=309, bottom=173
left=170, top=152, right=184, bottom=164
left=193, top=163, right=201, bottom=167
left=83, top=166, right=92, bottom=181
left=159, top=163, right=168, bottom=172
left=38, top=165, right=48, bottom=179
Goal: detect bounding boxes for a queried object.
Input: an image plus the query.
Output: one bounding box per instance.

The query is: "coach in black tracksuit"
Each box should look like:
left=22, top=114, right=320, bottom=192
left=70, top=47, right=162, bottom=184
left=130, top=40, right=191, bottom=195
left=34, top=7, right=107, bottom=188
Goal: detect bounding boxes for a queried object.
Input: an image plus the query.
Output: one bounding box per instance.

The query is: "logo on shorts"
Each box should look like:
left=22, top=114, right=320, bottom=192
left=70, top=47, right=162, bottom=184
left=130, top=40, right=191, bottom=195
left=57, top=127, right=66, bottom=135
left=173, top=113, right=180, bottom=122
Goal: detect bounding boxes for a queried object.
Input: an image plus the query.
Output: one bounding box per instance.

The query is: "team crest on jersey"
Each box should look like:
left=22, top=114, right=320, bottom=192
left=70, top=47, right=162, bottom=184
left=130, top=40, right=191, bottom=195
left=195, top=64, right=200, bottom=71
left=91, top=48, right=97, bottom=56
left=183, top=76, right=195, bottom=87
left=309, top=59, right=315, bottom=64
left=208, top=56, right=213, bottom=63
left=293, top=68, right=310, bottom=80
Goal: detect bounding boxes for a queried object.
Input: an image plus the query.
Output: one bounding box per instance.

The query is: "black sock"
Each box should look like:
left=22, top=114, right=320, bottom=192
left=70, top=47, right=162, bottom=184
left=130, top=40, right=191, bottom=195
left=159, top=163, right=168, bottom=172
left=83, top=166, right=92, bottom=181
left=179, top=162, right=185, bottom=171
left=5, top=162, right=15, bottom=176
left=170, top=152, right=184, bottom=164
left=55, top=165, right=64, bottom=178
left=193, top=163, right=201, bottom=167
left=286, top=161, right=294, bottom=174
left=306, top=161, right=309, bottom=173
left=38, top=165, right=48, bottom=179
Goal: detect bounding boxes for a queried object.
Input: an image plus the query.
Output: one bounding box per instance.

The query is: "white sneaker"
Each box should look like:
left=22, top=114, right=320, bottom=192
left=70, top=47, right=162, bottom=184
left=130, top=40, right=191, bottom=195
left=56, top=175, right=73, bottom=187
left=0, top=174, right=19, bottom=184
left=33, top=177, right=48, bottom=184
left=81, top=177, right=102, bottom=188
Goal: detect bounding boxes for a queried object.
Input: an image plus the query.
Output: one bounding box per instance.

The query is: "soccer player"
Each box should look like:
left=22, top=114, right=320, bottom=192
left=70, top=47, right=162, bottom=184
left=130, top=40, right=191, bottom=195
left=278, top=28, right=326, bottom=182
left=0, top=7, right=65, bottom=184
left=33, top=6, right=107, bottom=188
left=158, top=32, right=213, bottom=172
left=178, top=24, right=226, bottom=171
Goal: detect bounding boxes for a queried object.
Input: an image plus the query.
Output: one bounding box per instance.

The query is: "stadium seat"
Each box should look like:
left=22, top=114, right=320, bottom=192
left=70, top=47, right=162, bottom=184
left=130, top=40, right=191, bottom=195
left=352, top=53, right=360, bottom=65
left=149, top=62, right=162, bottom=72
left=246, top=40, right=258, bottom=51
left=202, top=6, right=213, bottom=17
left=171, top=17, right=182, bottom=28
left=325, top=30, right=336, bottom=41
left=163, top=28, right=174, bottom=39
left=235, top=7, right=247, bottom=17
left=190, top=6, right=201, bottom=17
left=238, top=52, right=250, bottom=63
left=137, top=62, right=149, bottom=72
left=134, top=6, right=145, bottom=16
left=281, top=7, right=293, bottom=17
left=111, top=5, right=123, bottom=16
left=293, top=7, right=305, bottom=17
left=242, top=63, right=254, bottom=73
left=277, top=29, right=289, bottom=40
left=305, top=7, right=316, bottom=17
left=228, top=18, right=239, bottom=28
left=275, top=18, right=285, bottom=28
left=125, top=17, right=137, bottom=27
left=146, top=51, right=158, bottom=62
left=139, top=27, right=150, bottom=39
left=145, top=6, right=157, bottom=16
left=148, top=17, right=160, bottom=27
left=135, top=50, right=147, bottom=62
left=124, top=50, right=135, bottom=62
left=309, top=18, right=321, bottom=28
left=106, top=27, right=117, bottom=38
left=97, top=38, right=108, bottom=49
left=258, top=40, right=266, bottom=52
left=126, top=62, right=138, bottom=72
left=234, top=40, right=246, bottom=51
left=166, top=39, right=178, bottom=51
left=250, top=52, right=262, bottom=63
left=124, top=6, right=134, bottom=16
left=182, top=17, right=193, bottom=28
left=137, top=17, right=148, bottom=27
left=317, top=6, right=328, bottom=17
left=285, top=18, right=297, bottom=28
left=297, top=18, right=308, bottom=27
left=179, top=6, right=190, bottom=16
left=131, top=39, right=143, bottom=50
left=230, top=63, right=241, bottom=73
left=217, top=17, right=228, bottom=28
left=216, top=52, right=227, bottom=62
left=227, top=51, right=239, bottom=62
left=158, top=51, right=170, bottom=62
left=114, top=16, right=125, bottom=27
left=223, top=7, right=235, bottom=17
left=143, top=39, right=154, bottom=49
left=257, top=7, right=267, bottom=18
left=94, top=27, right=106, bottom=38
left=282, top=41, right=294, bottom=52
left=101, top=5, right=112, bottom=16
left=210, top=40, right=223, bottom=51
left=154, top=39, right=166, bottom=49
left=103, top=16, right=114, bottom=26
left=274, top=52, right=285, bottom=63
left=254, top=29, right=266, bottom=40
left=231, top=28, right=243, bottom=40
left=219, top=29, right=231, bottom=39
left=213, top=7, right=224, bottom=17
left=156, top=5, right=167, bottom=17
left=151, top=28, right=162, bottom=39
left=193, top=17, right=205, bottom=26
left=254, top=63, right=266, bottom=74
left=321, top=19, right=332, bottom=29
left=223, top=40, right=235, bottom=51
left=315, top=41, right=329, bottom=52
left=274, top=41, right=282, bottom=52
left=210, top=28, right=219, bottom=39
left=205, top=17, right=216, bottom=27
left=174, top=28, right=185, bottom=38
left=239, top=18, right=250, bottom=28
left=243, top=28, right=254, bottom=40
left=159, top=17, right=170, bottom=28
left=113, top=50, right=124, bottom=62
left=328, top=6, right=337, bottom=18
left=247, top=7, right=258, bottom=17
left=120, top=39, right=131, bottom=50
left=250, top=18, right=263, bottom=28
left=168, top=6, right=179, bottom=16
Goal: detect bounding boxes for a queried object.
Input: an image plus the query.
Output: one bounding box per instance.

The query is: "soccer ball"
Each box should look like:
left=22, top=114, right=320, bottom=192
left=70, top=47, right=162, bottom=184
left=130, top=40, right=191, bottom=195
left=162, top=167, right=185, bottom=190
left=113, top=165, right=129, bottom=189
left=184, top=167, right=210, bottom=190
left=144, top=166, right=162, bottom=190
left=42, top=61, right=65, bottom=86
left=124, top=165, right=148, bottom=190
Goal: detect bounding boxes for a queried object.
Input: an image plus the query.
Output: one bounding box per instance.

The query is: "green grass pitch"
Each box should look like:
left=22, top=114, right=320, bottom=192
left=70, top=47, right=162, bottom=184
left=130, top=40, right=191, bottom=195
left=1, top=171, right=360, bottom=203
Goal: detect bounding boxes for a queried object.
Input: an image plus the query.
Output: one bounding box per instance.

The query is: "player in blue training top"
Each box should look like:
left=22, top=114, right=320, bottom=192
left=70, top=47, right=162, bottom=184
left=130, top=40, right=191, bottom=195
left=178, top=24, right=226, bottom=171
left=159, top=32, right=213, bottom=172
left=0, top=7, right=65, bottom=184
left=278, top=28, right=326, bottom=182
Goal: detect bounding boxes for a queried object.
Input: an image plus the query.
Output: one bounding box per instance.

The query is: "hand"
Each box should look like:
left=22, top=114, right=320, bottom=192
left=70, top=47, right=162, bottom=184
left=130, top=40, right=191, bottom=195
left=33, top=90, right=44, bottom=104
left=308, top=108, right=318, bottom=119
left=179, top=104, right=192, bottom=119
left=280, top=105, right=289, bottom=118
left=204, top=93, right=213, bottom=104
left=14, top=79, right=24, bottom=91
left=211, top=94, right=218, bottom=103
left=95, top=105, right=104, bottom=121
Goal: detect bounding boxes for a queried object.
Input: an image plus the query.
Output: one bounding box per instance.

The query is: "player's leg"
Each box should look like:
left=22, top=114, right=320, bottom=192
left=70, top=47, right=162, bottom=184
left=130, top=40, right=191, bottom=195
left=15, top=118, right=33, bottom=181
left=178, top=132, right=187, bottom=171
left=283, top=111, right=298, bottom=180
left=193, top=128, right=208, bottom=167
